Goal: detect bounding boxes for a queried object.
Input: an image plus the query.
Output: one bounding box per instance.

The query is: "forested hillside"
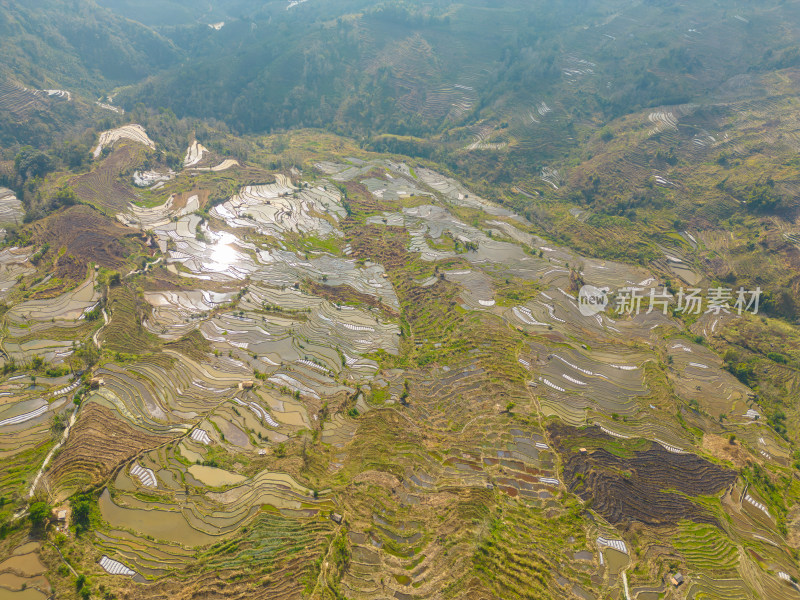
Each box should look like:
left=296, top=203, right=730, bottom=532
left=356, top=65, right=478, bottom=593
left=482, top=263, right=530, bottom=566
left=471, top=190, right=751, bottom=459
left=0, top=0, right=176, bottom=92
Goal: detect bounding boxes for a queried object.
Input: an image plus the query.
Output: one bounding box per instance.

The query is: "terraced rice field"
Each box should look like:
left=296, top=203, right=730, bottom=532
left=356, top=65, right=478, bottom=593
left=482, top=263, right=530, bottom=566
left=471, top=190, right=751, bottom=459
left=2, top=150, right=795, bottom=600
left=0, top=81, right=46, bottom=117
left=0, top=542, right=51, bottom=598
left=183, top=140, right=209, bottom=167
left=133, top=169, right=175, bottom=189
left=210, top=176, right=345, bottom=239
left=3, top=275, right=100, bottom=364
left=93, top=124, right=155, bottom=158
left=0, top=247, right=33, bottom=299
left=554, top=425, right=736, bottom=526
left=71, top=146, right=148, bottom=212
left=0, top=188, right=23, bottom=229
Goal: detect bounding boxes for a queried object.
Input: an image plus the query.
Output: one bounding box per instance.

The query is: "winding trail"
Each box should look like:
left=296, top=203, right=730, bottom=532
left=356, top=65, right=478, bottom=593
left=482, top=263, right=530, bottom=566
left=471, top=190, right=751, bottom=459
left=310, top=521, right=344, bottom=597
left=48, top=541, right=78, bottom=577
left=92, top=308, right=109, bottom=348
left=125, top=256, right=163, bottom=278
left=27, top=408, right=78, bottom=499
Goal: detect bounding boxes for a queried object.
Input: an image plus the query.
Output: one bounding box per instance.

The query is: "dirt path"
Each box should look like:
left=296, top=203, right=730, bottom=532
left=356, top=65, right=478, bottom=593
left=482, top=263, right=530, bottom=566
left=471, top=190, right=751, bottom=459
left=27, top=408, right=78, bottom=499
left=48, top=541, right=78, bottom=577
left=92, top=308, right=109, bottom=348
left=125, top=256, right=162, bottom=278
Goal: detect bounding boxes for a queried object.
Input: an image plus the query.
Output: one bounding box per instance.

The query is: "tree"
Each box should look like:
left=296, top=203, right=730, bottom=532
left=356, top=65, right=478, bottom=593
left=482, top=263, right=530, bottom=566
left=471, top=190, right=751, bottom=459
left=76, top=573, right=91, bottom=599
left=274, top=443, right=287, bottom=458
left=505, top=402, right=516, bottom=414
left=57, top=141, right=91, bottom=169
left=76, top=341, right=100, bottom=368
left=52, top=186, right=78, bottom=209
left=28, top=501, right=50, bottom=531
left=51, top=413, right=67, bottom=434
left=14, top=147, right=54, bottom=181
left=72, top=495, right=93, bottom=534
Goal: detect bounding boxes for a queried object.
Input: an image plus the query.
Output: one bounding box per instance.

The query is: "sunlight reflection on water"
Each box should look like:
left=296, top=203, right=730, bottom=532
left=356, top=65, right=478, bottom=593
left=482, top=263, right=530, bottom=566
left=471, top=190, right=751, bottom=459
left=208, top=231, right=238, bottom=271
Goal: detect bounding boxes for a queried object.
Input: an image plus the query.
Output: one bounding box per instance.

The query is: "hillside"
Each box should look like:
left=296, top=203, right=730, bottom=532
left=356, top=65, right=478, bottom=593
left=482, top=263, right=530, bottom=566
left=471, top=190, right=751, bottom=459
left=0, top=118, right=796, bottom=600
left=118, top=1, right=800, bottom=149
left=0, top=0, right=176, bottom=93
left=0, top=2, right=800, bottom=600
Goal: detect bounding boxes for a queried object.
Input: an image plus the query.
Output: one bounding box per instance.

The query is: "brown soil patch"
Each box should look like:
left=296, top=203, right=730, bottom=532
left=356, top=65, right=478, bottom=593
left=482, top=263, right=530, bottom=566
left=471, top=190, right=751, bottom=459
left=342, top=179, right=399, bottom=214
left=353, top=469, right=401, bottom=489
left=48, top=402, right=170, bottom=490
left=171, top=189, right=210, bottom=211
left=701, top=433, right=753, bottom=469
left=304, top=280, right=398, bottom=318
left=29, top=205, right=144, bottom=292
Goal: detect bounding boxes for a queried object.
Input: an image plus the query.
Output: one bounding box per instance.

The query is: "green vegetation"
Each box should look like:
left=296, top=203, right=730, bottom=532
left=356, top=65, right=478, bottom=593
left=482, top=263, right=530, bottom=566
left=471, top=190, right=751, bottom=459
left=28, top=501, right=51, bottom=531
left=3, top=2, right=800, bottom=600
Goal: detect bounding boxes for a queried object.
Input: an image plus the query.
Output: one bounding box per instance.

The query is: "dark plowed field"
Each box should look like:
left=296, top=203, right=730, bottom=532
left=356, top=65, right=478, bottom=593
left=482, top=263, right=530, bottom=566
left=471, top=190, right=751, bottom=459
left=304, top=280, right=399, bottom=318
left=31, top=204, right=143, bottom=280
left=550, top=424, right=736, bottom=526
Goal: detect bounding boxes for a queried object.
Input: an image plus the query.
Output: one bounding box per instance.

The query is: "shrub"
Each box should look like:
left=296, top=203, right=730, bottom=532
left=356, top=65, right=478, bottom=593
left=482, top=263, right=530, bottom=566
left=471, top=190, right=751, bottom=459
left=767, top=352, right=788, bottom=364
left=28, top=501, right=50, bottom=530
left=72, top=495, right=93, bottom=535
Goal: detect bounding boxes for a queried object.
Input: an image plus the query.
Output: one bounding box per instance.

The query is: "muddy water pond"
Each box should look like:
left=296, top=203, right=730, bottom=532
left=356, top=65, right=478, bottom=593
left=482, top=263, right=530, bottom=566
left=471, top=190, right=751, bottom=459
left=11, top=543, right=39, bottom=556
left=0, top=572, right=32, bottom=589
left=0, top=553, right=46, bottom=576
left=188, top=465, right=246, bottom=487
left=2, top=588, right=48, bottom=600
left=179, top=441, right=204, bottom=463
left=603, top=548, right=628, bottom=574
left=99, top=488, right=219, bottom=546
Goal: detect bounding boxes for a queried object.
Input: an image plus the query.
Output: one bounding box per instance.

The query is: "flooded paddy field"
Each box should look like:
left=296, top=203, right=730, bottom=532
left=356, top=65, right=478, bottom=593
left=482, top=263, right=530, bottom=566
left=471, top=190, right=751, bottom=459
left=3, top=276, right=101, bottom=364
left=0, top=144, right=795, bottom=600
left=0, top=248, right=33, bottom=299
left=0, top=188, right=23, bottom=241
left=0, top=542, right=50, bottom=599
left=93, top=124, right=155, bottom=158
left=211, top=177, right=345, bottom=239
